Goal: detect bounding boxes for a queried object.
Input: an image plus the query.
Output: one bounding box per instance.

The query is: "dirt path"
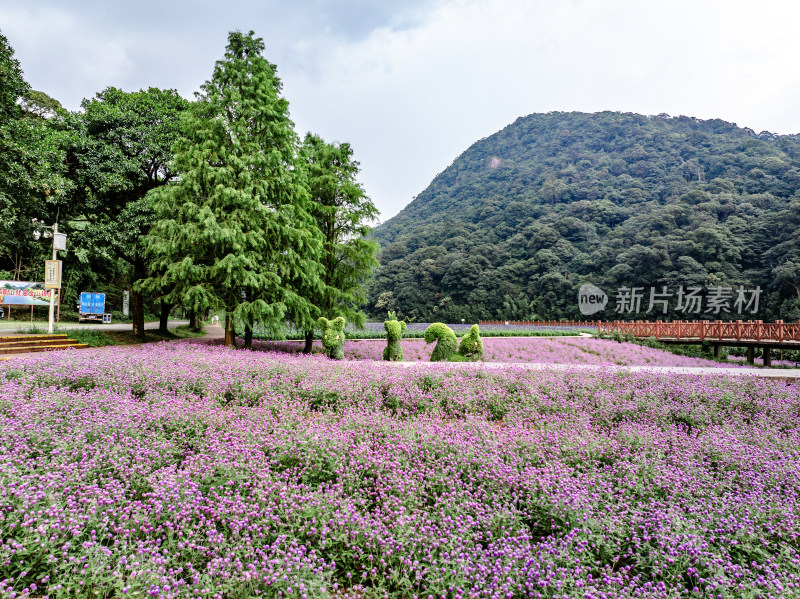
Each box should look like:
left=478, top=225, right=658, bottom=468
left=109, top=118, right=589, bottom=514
left=202, top=324, right=226, bottom=340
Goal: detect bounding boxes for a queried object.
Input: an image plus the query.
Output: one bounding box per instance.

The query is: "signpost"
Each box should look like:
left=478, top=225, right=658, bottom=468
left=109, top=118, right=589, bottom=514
left=44, top=260, right=62, bottom=289
left=47, top=225, right=62, bottom=333
left=32, top=219, right=67, bottom=334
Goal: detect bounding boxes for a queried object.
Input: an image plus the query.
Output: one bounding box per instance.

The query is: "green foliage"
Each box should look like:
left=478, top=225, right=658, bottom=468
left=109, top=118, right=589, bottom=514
left=368, top=112, right=800, bottom=322
left=318, top=316, right=346, bottom=360
left=141, top=31, right=320, bottom=346
left=20, top=324, right=114, bottom=347
left=297, top=133, right=379, bottom=330
left=172, top=324, right=207, bottom=339
left=0, top=30, right=27, bottom=123
left=61, top=328, right=115, bottom=347
left=256, top=326, right=589, bottom=341
left=0, top=32, right=72, bottom=275
left=383, top=316, right=406, bottom=361
left=60, top=86, right=190, bottom=331
left=424, top=322, right=458, bottom=361
left=457, top=324, right=484, bottom=361
left=19, top=90, right=63, bottom=120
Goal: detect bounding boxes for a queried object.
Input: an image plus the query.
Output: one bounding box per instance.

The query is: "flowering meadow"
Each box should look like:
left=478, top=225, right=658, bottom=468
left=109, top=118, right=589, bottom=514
left=265, top=323, right=590, bottom=341
left=1, top=342, right=799, bottom=598
left=358, top=324, right=589, bottom=335
left=254, top=336, right=741, bottom=368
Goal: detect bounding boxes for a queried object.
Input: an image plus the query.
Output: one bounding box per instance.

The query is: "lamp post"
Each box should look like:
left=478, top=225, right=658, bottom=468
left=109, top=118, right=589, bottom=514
left=32, top=219, right=67, bottom=334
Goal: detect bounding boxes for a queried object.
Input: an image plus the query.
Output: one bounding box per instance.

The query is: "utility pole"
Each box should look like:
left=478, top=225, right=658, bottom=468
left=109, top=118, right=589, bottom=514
left=33, top=218, right=67, bottom=334
left=47, top=222, right=58, bottom=334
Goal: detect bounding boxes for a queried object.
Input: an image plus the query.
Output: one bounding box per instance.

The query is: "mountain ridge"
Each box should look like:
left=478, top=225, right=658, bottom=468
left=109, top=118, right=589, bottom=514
left=367, top=111, right=800, bottom=322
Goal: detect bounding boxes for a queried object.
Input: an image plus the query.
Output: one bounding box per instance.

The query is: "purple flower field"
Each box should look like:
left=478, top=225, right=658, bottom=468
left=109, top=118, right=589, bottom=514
left=352, top=323, right=589, bottom=334
left=255, top=336, right=741, bottom=368
left=1, top=342, right=799, bottom=598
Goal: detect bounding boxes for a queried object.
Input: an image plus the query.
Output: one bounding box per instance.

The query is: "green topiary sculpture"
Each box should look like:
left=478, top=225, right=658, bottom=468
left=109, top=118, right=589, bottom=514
left=424, top=322, right=458, bottom=361
left=457, top=324, right=484, bottom=361
left=318, top=316, right=346, bottom=360
left=383, top=312, right=406, bottom=361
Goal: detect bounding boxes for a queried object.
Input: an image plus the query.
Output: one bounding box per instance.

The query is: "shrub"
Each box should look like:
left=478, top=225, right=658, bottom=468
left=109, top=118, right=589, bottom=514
left=65, top=329, right=115, bottom=347
left=318, top=316, right=346, bottom=360
left=457, top=324, right=484, bottom=361
left=383, top=315, right=406, bottom=361
left=424, top=322, right=458, bottom=361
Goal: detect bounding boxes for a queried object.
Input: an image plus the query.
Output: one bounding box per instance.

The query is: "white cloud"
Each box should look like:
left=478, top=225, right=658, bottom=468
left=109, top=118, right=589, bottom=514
left=2, top=5, right=135, bottom=105
left=2, top=0, right=799, bottom=220
left=287, top=0, right=800, bottom=219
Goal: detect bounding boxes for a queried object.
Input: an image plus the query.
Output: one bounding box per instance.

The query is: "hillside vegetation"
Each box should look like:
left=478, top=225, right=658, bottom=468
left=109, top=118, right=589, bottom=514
left=369, top=111, right=800, bottom=322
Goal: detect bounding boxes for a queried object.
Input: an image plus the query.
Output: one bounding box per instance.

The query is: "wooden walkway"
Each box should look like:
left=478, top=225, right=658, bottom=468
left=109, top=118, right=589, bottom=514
left=599, top=320, right=800, bottom=344
left=599, top=320, right=800, bottom=366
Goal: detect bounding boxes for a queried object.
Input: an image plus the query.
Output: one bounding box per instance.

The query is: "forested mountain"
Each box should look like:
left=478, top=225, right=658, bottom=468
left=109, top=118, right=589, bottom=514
left=368, top=111, right=800, bottom=322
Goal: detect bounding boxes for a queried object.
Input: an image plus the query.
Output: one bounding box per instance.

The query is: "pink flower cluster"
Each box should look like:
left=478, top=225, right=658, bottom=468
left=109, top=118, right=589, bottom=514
left=0, top=342, right=797, bottom=599
left=257, top=336, right=741, bottom=368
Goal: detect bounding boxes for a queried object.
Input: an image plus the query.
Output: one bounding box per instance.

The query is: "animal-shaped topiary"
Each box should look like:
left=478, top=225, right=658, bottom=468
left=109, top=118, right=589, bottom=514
left=383, top=312, right=407, bottom=361
left=318, top=316, right=346, bottom=360
left=456, top=324, right=484, bottom=361
left=424, top=322, right=458, bottom=361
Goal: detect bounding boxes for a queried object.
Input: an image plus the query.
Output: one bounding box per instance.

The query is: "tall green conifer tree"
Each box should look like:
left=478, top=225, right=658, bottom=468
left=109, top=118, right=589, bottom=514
left=141, top=31, right=320, bottom=346
left=298, top=133, right=379, bottom=352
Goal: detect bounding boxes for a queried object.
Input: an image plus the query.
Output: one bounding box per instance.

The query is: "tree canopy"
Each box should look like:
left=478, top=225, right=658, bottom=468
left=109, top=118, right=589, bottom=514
left=0, top=30, right=72, bottom=280
left=299, top=133, right=379, bottom=334
left=61, top=86, right=190, bottom=337
left=140, top=31, right=321, bottom=346
left=0, top=29, right=377, bottom=339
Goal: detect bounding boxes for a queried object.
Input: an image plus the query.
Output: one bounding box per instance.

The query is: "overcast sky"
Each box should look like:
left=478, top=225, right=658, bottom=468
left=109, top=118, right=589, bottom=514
left=3, top=0, right=800, bottom=222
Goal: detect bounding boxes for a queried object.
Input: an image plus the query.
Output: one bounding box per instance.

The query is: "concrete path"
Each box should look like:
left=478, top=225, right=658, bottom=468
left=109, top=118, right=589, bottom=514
left=202, top=324, right=226, bottom=340
left=380, top=360, right=800, bottom=380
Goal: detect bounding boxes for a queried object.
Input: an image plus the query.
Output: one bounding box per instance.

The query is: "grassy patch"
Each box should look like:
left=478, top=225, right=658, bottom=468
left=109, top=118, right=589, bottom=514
left=62, top=328, right=115, bottom=347
left=13, top=323, right=206, bottom=347
left=18, top=323, right=114, bottom=347
left=101, top=325, right=205, bottom=345
left=172, top=324, right=206, bottom=338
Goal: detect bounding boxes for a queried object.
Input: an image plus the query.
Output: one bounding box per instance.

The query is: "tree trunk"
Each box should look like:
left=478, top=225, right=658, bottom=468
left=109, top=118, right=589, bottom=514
left=244, top=322, right=253, bottom=349
left=131, top=256, right=147, bottom=341
left=303, top=330, right=314, bottom=353
left=224, top=296, right=236, bottom=347
left=159, top=300, right=171, bottom=334
left=188, top=309, right=200, bottom=331
left=242, top=289, right=253, bottom=349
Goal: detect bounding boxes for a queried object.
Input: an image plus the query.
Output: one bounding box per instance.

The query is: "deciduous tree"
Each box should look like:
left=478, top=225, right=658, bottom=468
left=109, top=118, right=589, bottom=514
left=0, top=31, right=71, bottom=277
left=61, top=86, right=189, bottom=338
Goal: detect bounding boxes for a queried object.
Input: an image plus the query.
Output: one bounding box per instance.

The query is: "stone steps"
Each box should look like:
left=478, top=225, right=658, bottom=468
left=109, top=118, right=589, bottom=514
left=0, top=334, right=89, bottom=355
